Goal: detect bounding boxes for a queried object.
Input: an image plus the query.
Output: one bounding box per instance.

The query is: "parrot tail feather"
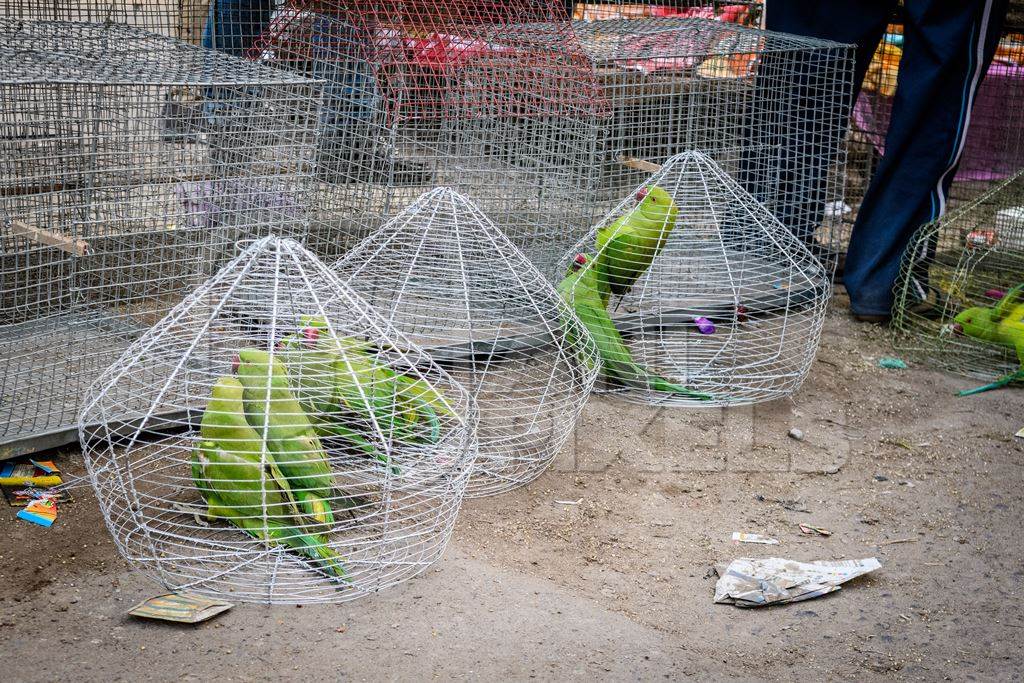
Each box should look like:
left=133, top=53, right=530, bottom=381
left=607, top=360, right=714, bottom=400
left=957, top=370, right=1023, bottom=397
left=279, top=531, right=348, bottom=581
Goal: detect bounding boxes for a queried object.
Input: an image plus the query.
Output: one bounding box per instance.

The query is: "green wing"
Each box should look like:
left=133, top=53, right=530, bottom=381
left=993, top=284, right=1024, bottom=322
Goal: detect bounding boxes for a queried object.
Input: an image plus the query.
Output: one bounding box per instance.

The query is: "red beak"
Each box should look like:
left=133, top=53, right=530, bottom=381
left=230, top=354, right=240, bottom=374
left=635, top=187, right=649, bottom=202
left=951, top=323, right=964, bottom=335
left=303, top=326, right=319, bottom=347
left=574, top=253, right=587, bottom=266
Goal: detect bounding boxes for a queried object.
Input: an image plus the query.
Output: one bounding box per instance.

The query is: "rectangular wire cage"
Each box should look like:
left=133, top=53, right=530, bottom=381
left=844, top=12, right=1024, bottom=245
left=0, top=0, right=211, bottom=42
left=571, top=16, right=855, bottom=263
left=0, top=19, right=323, bottom=458
left=248, top=0, right=600, bottom=273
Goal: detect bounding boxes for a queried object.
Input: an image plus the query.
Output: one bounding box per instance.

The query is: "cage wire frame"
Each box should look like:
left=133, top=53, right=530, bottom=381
left=892, top=170, right=1024, bottom=383
left=79, top=235, right=476, bottom=604
left=0, top=0, right=214, bottom=42
left=844, top=10, right=1024, bottom=245
left=562, top=150, right=831, bottom=407
left=245, top=0, right=602, bottom=277
left=567, top=16, right=855, bottom=270
left=335, top=187, right=599, bottom=497
left=0, top=19, right=324, bottom=459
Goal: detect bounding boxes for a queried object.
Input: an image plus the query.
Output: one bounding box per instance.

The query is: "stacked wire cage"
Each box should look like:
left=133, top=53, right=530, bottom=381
left=336, top=187, right=598, bottom=497
left=562, top=150, right=831, bottom=406
left=0, top=19, right=322, bottom=458
left=80, top=236, right=475, bottom=603
left=0, top=0, right=212, bottom=42
left=569, top=16, right=855, bottom=268
left=892, top=171, right=1024, bottom=389
left=247, top=0, right=600, bottom=274
left=845, top=9, right=1024, bottom=242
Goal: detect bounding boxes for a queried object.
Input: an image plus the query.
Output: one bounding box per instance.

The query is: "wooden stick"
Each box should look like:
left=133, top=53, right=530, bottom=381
left=8, top=219, right=90, bottom=257
left=616, top=154, right=663, bottom=173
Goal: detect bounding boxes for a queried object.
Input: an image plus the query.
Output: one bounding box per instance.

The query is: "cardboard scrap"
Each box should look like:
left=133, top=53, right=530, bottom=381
left=732, top=532, right=779, bottom=545
left=714, top=557, right=881, bottom=607
left=17, top=497, right=57, bottom=527
left=128, top=592, right=233, bottom=624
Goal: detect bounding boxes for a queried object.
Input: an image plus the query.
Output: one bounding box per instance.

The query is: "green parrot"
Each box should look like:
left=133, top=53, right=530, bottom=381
left=234, top=349, right=336, bottom=527
left=278, top=317, right=450, bottom=447
left=593, top=185, right=679, bottom=306
left=191, top=378, right=345, bottom=579
left=954, top=283, right=1024, bottom=396
left=558, top=254, right=712, bottom=400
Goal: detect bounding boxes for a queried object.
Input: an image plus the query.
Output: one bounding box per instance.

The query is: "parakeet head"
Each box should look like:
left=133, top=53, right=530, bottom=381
left=302, top=326, right=320, bottom=347
left=952, top=306, right=997, bottom=339
left=636, top=185, right=678, bottom=225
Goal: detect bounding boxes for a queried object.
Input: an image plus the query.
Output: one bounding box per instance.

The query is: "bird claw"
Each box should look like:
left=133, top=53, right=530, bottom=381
left=173, top=501, right=209, bottom=526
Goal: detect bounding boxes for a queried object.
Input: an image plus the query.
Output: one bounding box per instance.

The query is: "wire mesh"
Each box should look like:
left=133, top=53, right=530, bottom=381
left=0, top=19, right=322, bottom=458
left=79, top=235, right=475, bottom=603
left=247, top=0, right=600, bottom=275
left=571, top=16, right=855, bottom=269
left=892, top=171, right=1024, bottom=385
left=561, top=150, right=831, bottom=406
left=0, top=1, right=212, bottom=42
left=335, top=187, right=598, bottom=497
left=844, top=14, right=1024, bottom=244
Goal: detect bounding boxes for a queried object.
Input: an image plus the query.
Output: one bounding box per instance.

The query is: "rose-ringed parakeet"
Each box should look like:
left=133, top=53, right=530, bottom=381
left=593, top=185, right=679, bottom=307
left=953, top=283, right=1024, bottom=396
left=234, top=349, right=336, bottom=527
left=278, top=317, right=451, bottom=447
left=558, top=254, right=712, bottom=400
left=191, top=377, right=345, bottom=579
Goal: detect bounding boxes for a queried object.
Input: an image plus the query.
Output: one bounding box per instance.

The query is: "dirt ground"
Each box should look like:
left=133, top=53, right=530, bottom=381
left=1, top=292, right=1022, bottom=681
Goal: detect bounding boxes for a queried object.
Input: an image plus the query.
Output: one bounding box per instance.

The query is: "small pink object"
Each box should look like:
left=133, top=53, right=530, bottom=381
left=230, top=354, right=240, bottom=374
left=574, top=253, right=587, bottom=266
left=694, top=317, right=716, bottom=334
left=984, top=288, right=1007, bottom=300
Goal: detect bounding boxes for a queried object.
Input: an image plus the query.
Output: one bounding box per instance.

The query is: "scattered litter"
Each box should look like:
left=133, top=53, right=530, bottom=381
left=0, top=459, right=62, bottom=488
left=788, top=427, right=804, bottom=441
left=878, top=357, right=908, bottom=370
left=873, top=474, right=889, bottom=481
left=554, top=498, right=583, bottom=506
left=651, top=520, right=674, bottom=527
left=798, top=523, right=832, bottom=537
left=693, top=316, right=716, bottom=334
left=824, top=200, right=852, bottom=218
left=128, top=592, right=233, bottom=624
left=878, top=537, right=918, bottom=546
left=732, top=532, right=780, bottom=545
left=897, top=480, right=915, bottom=488
left=880, top=437, right=913, bottom=450
left=713, top=557, right=881, bottom=607
left=1015, top=426, right=1024, bottom=441
left=17, top=496, right=57, bottom=527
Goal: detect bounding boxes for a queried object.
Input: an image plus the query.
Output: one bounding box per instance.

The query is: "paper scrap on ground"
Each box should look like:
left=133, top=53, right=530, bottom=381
left=732, top=532, right=779, bottom=545
left=714, top=557, right=881, bottom=607
left=1016, top=426, right=1024, bottom=441
left=799, top=523, right=832, bottom=536
left=128, top=592, right=233, bottom=624
left=17, top=497, right=57, bottom=527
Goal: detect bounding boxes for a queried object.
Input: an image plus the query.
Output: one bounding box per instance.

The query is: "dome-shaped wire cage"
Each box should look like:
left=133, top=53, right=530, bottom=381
left=892, top=171, right=1024, bottom=393
left=334, top=187, right=598, bottom=497
left=79, top=236, right=475, bottom=604
left=560, top=150, right=831, bottom=407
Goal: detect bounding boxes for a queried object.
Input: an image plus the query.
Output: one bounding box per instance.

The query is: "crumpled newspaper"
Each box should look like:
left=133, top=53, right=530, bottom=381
left=714, top=557, right=881, bottom=607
